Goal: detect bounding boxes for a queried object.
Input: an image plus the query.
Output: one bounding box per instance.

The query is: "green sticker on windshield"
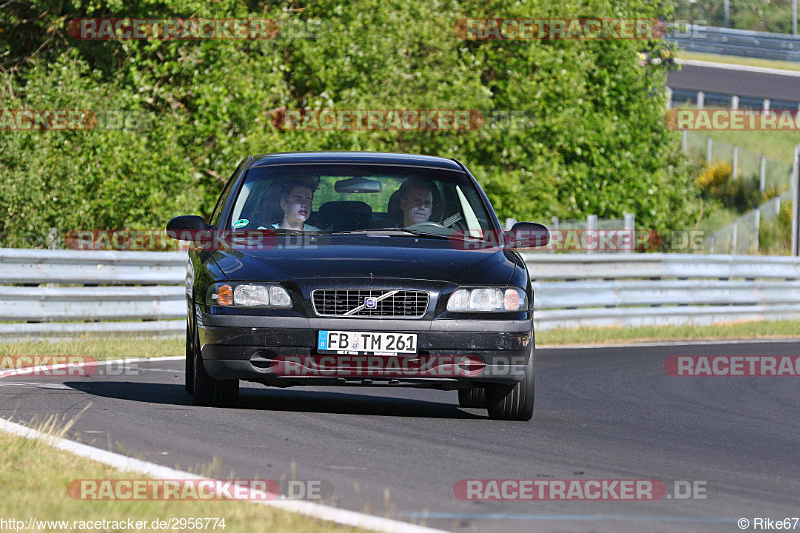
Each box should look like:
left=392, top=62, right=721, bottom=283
left=233, top=219, right=249, bottom=228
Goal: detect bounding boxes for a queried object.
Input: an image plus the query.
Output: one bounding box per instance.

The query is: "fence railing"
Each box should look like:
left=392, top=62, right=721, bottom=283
left=667, top=25, right=800, bottom=62
left=0, top=249, right=186, bottom=337
left=2, top=249, right=800, bottom=337
left=523, top=253, right=800, bottom=329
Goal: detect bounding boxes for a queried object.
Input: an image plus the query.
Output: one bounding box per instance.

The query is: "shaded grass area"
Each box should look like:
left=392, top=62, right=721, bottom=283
left=1, top=321, right=799, bottom=360
left=0, top=420, right=367, bottom=533
left=537, top=319, right=800, bottom=346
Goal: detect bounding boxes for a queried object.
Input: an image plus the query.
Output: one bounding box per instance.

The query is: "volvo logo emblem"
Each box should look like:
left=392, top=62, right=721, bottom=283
left=364, top=297, right=378, bottom=309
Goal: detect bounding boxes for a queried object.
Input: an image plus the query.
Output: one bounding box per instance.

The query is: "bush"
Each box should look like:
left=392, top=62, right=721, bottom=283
left=0, top=0, right=703, bottom=248
left=758, top=201, right=793, bottom=255
left=695, top=162, right=764, bottom=213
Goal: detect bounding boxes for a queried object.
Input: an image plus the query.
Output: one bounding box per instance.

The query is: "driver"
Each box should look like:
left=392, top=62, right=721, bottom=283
left=398, top=179, right=435, bottom=227
left=272, top=178, right=320, bottom=231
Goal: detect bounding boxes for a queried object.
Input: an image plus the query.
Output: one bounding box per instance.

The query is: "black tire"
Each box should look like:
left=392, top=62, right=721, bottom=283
left=485, top=344, right=535, bottom=421
left=184, top=319, right=194, bottom=394
left=192, top=329, right=239, bottom=407
left=458, top=387, right=486, bottom=408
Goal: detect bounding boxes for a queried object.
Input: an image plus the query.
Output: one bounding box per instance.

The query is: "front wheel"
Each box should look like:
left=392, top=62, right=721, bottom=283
left=485, top=346, right=535, bottom=421
left=192, top=329, right=239, bottom=407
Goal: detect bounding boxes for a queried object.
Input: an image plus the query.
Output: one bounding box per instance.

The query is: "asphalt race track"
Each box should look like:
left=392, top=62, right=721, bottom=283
left=2, top=340, right=799, bottom=532
left=668, top=63, right=800, bottom=102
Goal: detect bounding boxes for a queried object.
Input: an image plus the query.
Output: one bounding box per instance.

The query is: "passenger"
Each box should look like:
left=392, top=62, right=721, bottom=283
left=272, top=178, right=320, bottom=231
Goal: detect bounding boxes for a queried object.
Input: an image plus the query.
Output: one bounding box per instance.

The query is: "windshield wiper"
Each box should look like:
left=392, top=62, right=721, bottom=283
left=317, top=228, right=451, bottom=239
left=368, top=228, right=452, bottom=239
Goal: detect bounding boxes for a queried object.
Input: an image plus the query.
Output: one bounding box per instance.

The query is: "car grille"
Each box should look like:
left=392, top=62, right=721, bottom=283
left=311, top=289, right=429, bottom=318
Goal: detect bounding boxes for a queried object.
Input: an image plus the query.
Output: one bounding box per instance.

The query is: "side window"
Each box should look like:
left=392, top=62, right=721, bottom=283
left=209, top=160, right=245, bottom=228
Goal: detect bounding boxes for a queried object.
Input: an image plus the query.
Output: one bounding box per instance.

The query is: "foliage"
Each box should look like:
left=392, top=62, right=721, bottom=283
left=758, top=201, right=793, bottom=254
left=695, top=161, right=731, bottom=194
left=695, top=161, right=766, bottom=213
left=673, top=0, right=798, bottom=34
left=0, top=0, right=702, bottom=247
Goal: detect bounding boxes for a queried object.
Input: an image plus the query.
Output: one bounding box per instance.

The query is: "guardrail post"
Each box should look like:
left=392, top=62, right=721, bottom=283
left=794, top=0, right=798, bottom=35
left=681, top=129, right=688, bottom=152
left=504, top=218, right=517, bottom=230
left=763, top=99, right=771, bottom=112
left=754, top=209, right=760, bottom=253
left=666, top=87, right=673, bottom=110
left=624, top=212, right=635, bottom=232
left=731, top=222, right=738, bottom=254
left=587, top=214, right=597, bottom=254
left=731, top=95, right=739, bottom=110
left=724, top=0, right=730, bottom=27
left=551, top=216, right=559, bottom=232
left=706, top=137, right=713, bottom=165
left=760, top=155, right=767, bottom=193
left=732, top=146, right=739, bottom=179
left=697, top=91, right=705, bottom=109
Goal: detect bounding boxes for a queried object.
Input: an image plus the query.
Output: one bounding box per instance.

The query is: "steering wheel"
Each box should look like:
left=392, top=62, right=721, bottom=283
left=406, top=221, right=453, bottom=236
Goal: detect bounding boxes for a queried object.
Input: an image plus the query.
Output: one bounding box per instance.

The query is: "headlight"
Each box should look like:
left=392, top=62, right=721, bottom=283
left=208, top=283, right=292, bottom=308
left=446, top=287, right=528, bottom=312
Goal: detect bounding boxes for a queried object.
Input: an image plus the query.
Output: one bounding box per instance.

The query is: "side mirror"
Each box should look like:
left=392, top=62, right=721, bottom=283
left=167, top=216, right=210, bottom=240
left=509, top=222, right=549, bottom=248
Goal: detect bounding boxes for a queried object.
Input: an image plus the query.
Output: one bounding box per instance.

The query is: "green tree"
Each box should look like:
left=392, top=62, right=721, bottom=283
left=0, top=0, right=701, bottom=247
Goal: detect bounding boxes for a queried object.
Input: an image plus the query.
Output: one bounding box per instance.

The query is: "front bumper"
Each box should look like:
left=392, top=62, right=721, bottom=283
left=198, top=314, right=533, bottom=389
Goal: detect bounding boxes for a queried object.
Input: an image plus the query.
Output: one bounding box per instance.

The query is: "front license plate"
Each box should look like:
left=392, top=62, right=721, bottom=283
left=318, top=331, right=417, bottom=355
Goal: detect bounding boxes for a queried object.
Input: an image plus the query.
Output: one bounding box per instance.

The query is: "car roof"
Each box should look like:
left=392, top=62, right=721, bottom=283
left=248, top=151, right=464, bottom=171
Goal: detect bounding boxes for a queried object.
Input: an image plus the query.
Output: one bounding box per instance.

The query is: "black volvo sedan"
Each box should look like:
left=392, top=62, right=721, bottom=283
left=167, top=152, right=548, bottom=420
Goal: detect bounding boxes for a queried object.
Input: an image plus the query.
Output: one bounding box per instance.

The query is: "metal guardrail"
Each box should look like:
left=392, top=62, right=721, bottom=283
left=523, top=254, right=800, bottom=330
left=668, top=25, right=800, bottom=62
left=0, top=249, right=187, bottom=337
left=2, top=249, right=800, bottom=337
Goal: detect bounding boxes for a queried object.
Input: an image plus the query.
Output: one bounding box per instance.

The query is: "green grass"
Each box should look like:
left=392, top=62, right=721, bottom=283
left=697, top=206, right=741, bottom=232
left=537, top=319, right=800, bottom=346
left=2, top=321, right=799, bottom=363
left=688, top=130, right=800, bottom=169
left=0, top=420, right=368, bottom=533
left=684, top=131, right=796, bottom=189
left=678, top=51, right=800, bottom=72
left=0, top=336, right=183, bottom=361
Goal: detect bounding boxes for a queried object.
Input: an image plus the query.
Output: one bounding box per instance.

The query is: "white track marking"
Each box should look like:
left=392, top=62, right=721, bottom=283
left=0, top=356, right=445, bottom=533
left=676, top=58, right=800, bottom=77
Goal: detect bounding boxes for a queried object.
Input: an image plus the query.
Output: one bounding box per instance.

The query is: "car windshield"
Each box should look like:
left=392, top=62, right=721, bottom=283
left=226, top=164, right=496, bottom=235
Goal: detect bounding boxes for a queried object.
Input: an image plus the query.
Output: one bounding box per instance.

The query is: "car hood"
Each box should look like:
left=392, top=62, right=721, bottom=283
left=211, top=237, right=518, bottom=285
